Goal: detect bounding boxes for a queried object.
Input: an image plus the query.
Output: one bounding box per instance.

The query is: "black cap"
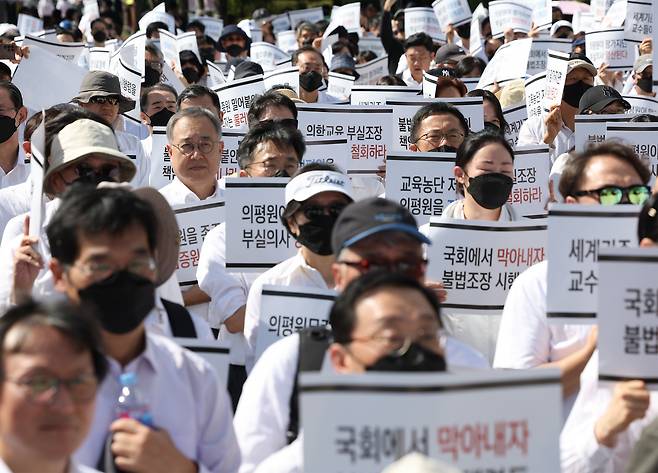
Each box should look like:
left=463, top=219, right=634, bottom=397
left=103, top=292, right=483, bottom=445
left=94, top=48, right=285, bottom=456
left=435, top=44, right=468, bottom=63
left=426, top=66, right=456, bottom=78
left=218, top=25, right=251, bottom=51
left=331, top=198, right=431, bottom=253
left=233, top=60, right=264, bottom=79
left=578, top=85, right=631, bottom=114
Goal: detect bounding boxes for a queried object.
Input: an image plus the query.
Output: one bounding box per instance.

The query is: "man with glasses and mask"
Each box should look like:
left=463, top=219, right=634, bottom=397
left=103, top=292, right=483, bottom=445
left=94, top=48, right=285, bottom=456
left=494, top=142, right=651, bottom=416
left=0, top=82, right=28, bottom=190
left=0, top=299, right=108, bottom=473
left=46, top=186, right=240, bottom=473
left=408, top=102, right=469, bottom=153
left=234, top=198, right=486, bottom=473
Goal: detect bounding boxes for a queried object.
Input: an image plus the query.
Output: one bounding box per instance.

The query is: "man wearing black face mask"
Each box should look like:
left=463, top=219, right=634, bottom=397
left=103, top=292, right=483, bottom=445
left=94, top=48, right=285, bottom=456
left=631, top=55, right=656, bottom=97
left=292, top=46, right=337, bottom=104
left=218, top=25, right=250, bottom=63
left=46, top=186, right=240, bottom=473
left=0, top=81, right=28, bottom=190
left=140, top=83, right=178, bottom=129
left=89, top=18, right=107, bottom=47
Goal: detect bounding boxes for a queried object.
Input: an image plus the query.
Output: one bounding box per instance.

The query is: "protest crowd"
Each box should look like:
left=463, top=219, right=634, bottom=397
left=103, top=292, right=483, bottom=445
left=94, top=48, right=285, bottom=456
left=1, top=0, right=658, bottom=471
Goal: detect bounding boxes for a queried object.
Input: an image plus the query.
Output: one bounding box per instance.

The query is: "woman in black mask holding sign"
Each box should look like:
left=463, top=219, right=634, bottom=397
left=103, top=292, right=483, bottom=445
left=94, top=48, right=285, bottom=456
left=444, top=130, right=519, bottom=221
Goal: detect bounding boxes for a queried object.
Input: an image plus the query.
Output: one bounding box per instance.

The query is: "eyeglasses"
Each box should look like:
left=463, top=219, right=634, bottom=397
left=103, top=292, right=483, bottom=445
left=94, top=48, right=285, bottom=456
left=5, top=373, right=98, bottom=404
left=337, top=258, right=428, bottom=279
left=259, top=118, right=299, bottom=129
left=299, top=203, right=347, bottom=220
left=89, top=96, right=120, bottom=106
left=172, top=141, right=218, bottom=156
left=414, top=130, right=465, bottom=146
left=573, top=185, right=651, bottom=206
left=70, top=257, right=156, bottom=283
left=245, top=160, right=300, bottom=177
left=345, top=329, right=438, bottom=354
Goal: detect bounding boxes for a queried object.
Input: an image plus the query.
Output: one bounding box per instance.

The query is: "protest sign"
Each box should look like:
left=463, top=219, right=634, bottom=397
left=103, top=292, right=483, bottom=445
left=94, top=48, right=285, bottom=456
left=17, top=14, right=43, bottom=35
left=602, top=0, right=628, bottom=28
left=572, top=11, right=598, bottom=33
left=469, top=3, right=488, bottom=56
left=138, top=9, right=176, bottom=33
left=255, top=285, right=336, bottom=361
left=89, top=47, right=111, bottom=71
left=148, top=127, right=174, bottom=189
left=543, top=50, right=570, bottom=109
left=606, top=122, right=658, bottom=185
left=301, top=370, right=562, bottom=473
left=526, top=39, right=572, bottom=76
left=350, top=85, right=421, bottom=105
left=461, top=77, right=480, bottom=92
left=12, top=46, right=87, bottom=111
left=263, top=66, right=299, bottom=94
left=116, top=57, right=141, bottom=105
left=426, top=219, right=547, bottom=311
left=597, top=247, right=658, bottom=383
left=432, top=0, right=472, bottom=29
left=192, top=16, right=223, bottom=41
left=624, top=0, right=653, bottom=42
left=297, top=105, right=393, bottom=173
left=28, top=119, right=45, bottom=239
left=220, top=130, right=245, bottom=178
left=404, top=7, right=445, bottom=41
left=385, top=151, right=458, bottom=225
left=303, top=138, right=350, bottom=171
left=508, top=145, right=550, bottom=218
left=214, top=75, right=266, bottom=130
left=327, top=72, right=356, bottom=100
left=546, top=204, right=639, bottom=324
left=23, top=35, right=84, bottom=63
left=528, top=0, right=552, bottom=30
left=176, top=31, right=201, bottom=60
left=586, top=29, right=635, bottom=70
left=271, top=14, right=291, bottom=33
left=224, top=178, right=297, bottom=272
left=422, top=70, right=456, bottom=97
left=592, top=0, right=616, bottom=19
left=503, top=104, right=528, bottom=146
left=159, top=30, right=200, bottom=71
left=477, top=38, right=533, bottom=90
left=174, top=338, right=230, bottom=387
left=115, top=31, right=145, bottom=74
left=623, top=94, right=658, bottom=114
left=354, top=55, right=389, bottom=85
left=358, top=36, right=386, bottom=57
left=276, top=30, right=297, bottom=53
left=288, top=7, right=325, bottom=27
left=574, top=114, right=630, bottom=152
left=327, top=3, right=361, bottom=34
left=388, top=97, right=484, bottom=151
left=488, top=0, right=533, bottom=38
left=250, top=42, right=291, bottom=71
left=206, top=61, right=226, bottom=89
left=524, top=71, right=545, bottom=119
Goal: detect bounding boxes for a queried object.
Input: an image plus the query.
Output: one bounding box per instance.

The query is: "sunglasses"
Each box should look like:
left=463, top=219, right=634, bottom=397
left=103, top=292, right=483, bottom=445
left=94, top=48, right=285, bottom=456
left=338, top=258, right=428, bottom=279
left=300, top=203, right=347, bottom=220
left=573, top=185, right=651, bottom=206
left=259, top=118, right=298, bottom=129
left=89, top=96, right=120, bottom=106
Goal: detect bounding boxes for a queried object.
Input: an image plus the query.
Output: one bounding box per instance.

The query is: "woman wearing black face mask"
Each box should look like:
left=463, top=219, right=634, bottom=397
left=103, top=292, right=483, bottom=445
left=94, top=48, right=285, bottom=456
left=445, top=130, right=519, bottom=221
left=178, top=50, right=208, bottom=87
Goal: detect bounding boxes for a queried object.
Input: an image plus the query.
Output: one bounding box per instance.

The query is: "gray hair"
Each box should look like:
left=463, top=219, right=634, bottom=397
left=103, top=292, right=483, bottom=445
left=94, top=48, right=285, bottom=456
left=166, top=106, right=222, bottom=142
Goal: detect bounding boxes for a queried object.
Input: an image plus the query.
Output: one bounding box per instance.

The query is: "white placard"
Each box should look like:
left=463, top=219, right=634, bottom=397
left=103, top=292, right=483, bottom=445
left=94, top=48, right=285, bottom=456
left=224, top=178, right=297, bottom=272
left=138, top=9, right=176, bottom=34
left=255, top=285, right=335, bottom=361
left=220, top=130, right=245, bottom=178
left=503, top=104, right=528, bottom=146
left=422, top=71, right=452, bottom=97
left=288, top=7, right=325, bottom=28
left=89, top=47, right=111, bottom=71
left=297, top=105, right=393, bottom=173
left=543, top=50, right=570, bottom=109
left=477, top=38, right=533, bottom=90
left=302, top=138, right=350, bottom=172
left=526, top=38, right=573, bottom=76
left=574, top=114, right=630, bottom=152
left=524, top=72, right=546, bottom=120
left=276, top=30, right=298, bottom=53
left=301, top=370, right=562, bottom=473
left=148, top=127, right=174, bottom=189
left=159, top=29, right=181, bottom=72
left=194, top=16, right=223, bottom=41
left=388, top=97, right=485, bottom=151
left=327, top=72, right=356, bottom=100
left=250, top=42, right=291, bottom=71
left=160, top=62, right=187, bottom=93
left=17, top=14, right=43, bottom=35
left=602, top=0, right=628, bottom=27
left=354, top=55, right=389, bottom=85
left=176, top=31, right=201, bottom=62
left=461, top=77, right=480, bottom=92
left=214, top=75, right=266, bottom=130
left=404, top=7, right=445, bottom=41
left=116, top=31, right=146, bottom=74
left=592, top=0, right=616, bottom=19
left=12, top=46, right=87, bottom=111
left=426, top=219, right=547, bottom=311
left=469, top=3, right=488, bottom=56
left=204, top=61, right=226, bottom=89
left=328, top=3, right=361, bottom=34
left=263, top=66, right=299, bottom=95
left=508, top=145, right=550, bottom=218
left=572, top=11, right=598, bottom=33
left=117, top=57, right=141, bottom=106
left=597, top=248, right=658, bottom=383
left=529, top=0, right=552, bottom=30
left=28, top=119, right=45, bottom=239
left=546, top=204, right=639, bottom=324
left=432, top=0, right=472, bottom=29
left=358, top=36, right=386, bottom=57
left=272, top=14, right=292, bottom=34
left=624, top=94, right=658, bottom=114
left=488, top=0, right=533, bottom=38
left=586, top=29, right=635, bottom=70
left=173, top=199, right=226, bottom=286
left=385, top=152, right=458, bottom=225
left=605, top=122, right=658, bottom=186
left=174, top=338, right=230, bottom=387
left=350, top=85, right=421, bottom=105
left=624, top=0, right=653, bottom=42
left=23, top=35, right=84, bottom=63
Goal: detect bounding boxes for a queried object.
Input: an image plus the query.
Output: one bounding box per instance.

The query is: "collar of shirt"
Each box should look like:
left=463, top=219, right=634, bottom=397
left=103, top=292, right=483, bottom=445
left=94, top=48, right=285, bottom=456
left=293, top=251, right=330, bottom=289
left=163, top=177, right=221, bottom=205
left=105, top=330, right=160, bottom=377
left=0, top=146, right=29, bottom=181
left=0, top=458, right=92, bottom=473
left=402, top=68, right=422, bottom=87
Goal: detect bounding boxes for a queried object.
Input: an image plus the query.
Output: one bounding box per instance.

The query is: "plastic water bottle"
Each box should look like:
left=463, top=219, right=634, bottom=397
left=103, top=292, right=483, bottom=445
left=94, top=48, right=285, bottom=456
left=116, top=372, right=153, bottom=427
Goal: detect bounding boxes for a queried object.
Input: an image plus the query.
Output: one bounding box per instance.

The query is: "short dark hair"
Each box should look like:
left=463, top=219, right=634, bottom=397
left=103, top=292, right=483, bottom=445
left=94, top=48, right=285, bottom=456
left=410, top=102, right=469, bottom=143
left=90, top=18, right=106, bottom=30
left=434, top=77, right=467, bottom=97
left=376, top=75, right=406, bottom=86
left=330, top=270, right=441, bottom=344
left=0, top=299, right=108, bottom=383
left=187, top=19, right=206, bottom=33
left=47, top=186, right=158, bottom=266
left=247, top=91, right=298, bottom=128
left=455, top=131, right=514, bottom=193
left=0, top=62, right=10, bottom=80
left=403, top=32, right=434, bottom=53
left=237, top=121, right=305, bottom=169
left=292, top=45, right=324, bottom=66
left=467, top=89, right=507, bottom=132
left=455, top=56, right=486, bottom=78
left=176, top=84, right=220, bottom=113
left=638, top=193, right=658, bottom=242
left=0, top=81, right=23, bottom=109
left=180, top=49, right=205, bottom=68
left=45, top=109, right=110, bottom=163
left=559, top=141, right=651, bottom=199
left=146, top=21, right=169, bottom=38
left=140, top=83, right=178, bottom=110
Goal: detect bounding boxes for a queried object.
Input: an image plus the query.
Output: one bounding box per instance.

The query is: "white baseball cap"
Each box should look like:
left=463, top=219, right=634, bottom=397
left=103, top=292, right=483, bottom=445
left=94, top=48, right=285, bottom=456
left=284, top=170, right=354, bottom=207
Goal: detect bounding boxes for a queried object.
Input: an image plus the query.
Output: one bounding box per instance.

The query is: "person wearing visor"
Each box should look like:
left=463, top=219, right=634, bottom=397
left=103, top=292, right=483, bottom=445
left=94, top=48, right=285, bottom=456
left=408, top=102, right=469, bottom=153
left=243, top=164, right=354, bottom=371
left=578, top=85, right=632, bottom=115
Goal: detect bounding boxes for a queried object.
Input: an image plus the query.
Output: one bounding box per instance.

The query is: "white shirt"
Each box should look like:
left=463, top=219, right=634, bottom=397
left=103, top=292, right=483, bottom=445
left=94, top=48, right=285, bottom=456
left=0, top=145, right=29, bottom=190
left=517, top=114, right=573, bottom=164
left=75, top=332, right=241, bottom=473
left=0, top=458, right=99, bottom=473
left=145, top=297, right=215, bottom=340
left=234, top=331, right=488, bottom=473
left=402, top=68, right=422, bottom=87
left=560, top=350, right=658, bottom=473
left=244, top=252, right=329, bottom=372
left=441, top=199, right=519, bottom=221
left=0, top=177, right=32, bottom=238
left=116, top=131, right=150, bottom=188
left=350, top=175, right=385, bottom=201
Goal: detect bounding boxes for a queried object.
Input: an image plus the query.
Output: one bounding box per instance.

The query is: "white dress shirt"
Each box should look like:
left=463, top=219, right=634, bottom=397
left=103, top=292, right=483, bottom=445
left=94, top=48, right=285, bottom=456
left=116, top=131, right=150, bottom=188
left=0, top=145, right=29, bottom=190
left=234, top=331, right=488, bottom=473
left=145, top=296, right=215, bottom=340
left=402, top=68, right=422, bottom=87
left=0, top=176, right=32, bottom=238
left=244, top=252, right=329, bottom=372
left=517, top=115, right=574, bottom=164
left=75, top=332, right=241, bottom=473
left=0, top=458, right=100, bottom=473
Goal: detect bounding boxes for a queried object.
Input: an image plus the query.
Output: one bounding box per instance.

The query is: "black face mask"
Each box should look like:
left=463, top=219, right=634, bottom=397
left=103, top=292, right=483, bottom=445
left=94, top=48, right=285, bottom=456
left=143, top=65, right=161, bottom=87
left=182, top=67, right=201, bottom=84
left=274, top=169, right=291, bottom=178
left=638, top=77, right=653, bottom=93
left=562, top=81, right=592, bottom=108
left=293, top=215, right=337, bottom=256
left=367, top=342, right=447, bottom=372
left=466, top=172, right=514, bottom=210
left=92, top=30, right=107, bottom=43
left=427, top=144, right=458, bottom=153
left=225, top=44, right=244, bottom=57
left=0, top=113, right=17, bottom=144
left=75, top=165, right=118, bottom=186
left=484, top=121, right=503, bottom=135
left=78, top=271, right=155, bottom=334
left=299, top=71, right=324, bottom=92
left=147, top=108, right=175, bottom=127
